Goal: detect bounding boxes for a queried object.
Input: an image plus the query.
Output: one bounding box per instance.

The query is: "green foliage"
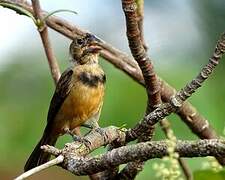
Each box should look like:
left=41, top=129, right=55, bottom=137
left=42, top=9, right=77, bottom=22
left=0, top=2, right=36, bottom=23
left=0, top=2, right=77, bottom=30
left=194, top=169, right=225, bottom=180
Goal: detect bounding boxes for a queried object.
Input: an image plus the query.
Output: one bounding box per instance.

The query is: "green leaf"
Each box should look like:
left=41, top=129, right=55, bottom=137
left=43, top=9, right=77, bottom=22
left=0, top=2, right=36, bottom=23
left=194, top=169, right=225, bottom=180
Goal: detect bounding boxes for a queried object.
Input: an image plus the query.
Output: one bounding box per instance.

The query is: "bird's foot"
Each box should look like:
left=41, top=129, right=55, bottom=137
left=85, top=127, right=106, bottom=140
left=93, top=127, right=105, bottom=136
left=82, top=122, right=105, bottom=137
left=118, top=123, right=127, bottom=132
left=82, top=122, right=98, bottom=132
left=81, top=123, right=93, bottom=129
left=64, top=128, right=84, bottom=142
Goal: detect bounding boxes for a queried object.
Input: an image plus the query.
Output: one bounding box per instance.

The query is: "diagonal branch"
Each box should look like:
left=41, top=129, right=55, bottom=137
left=126, top=31, right=225, bottom=142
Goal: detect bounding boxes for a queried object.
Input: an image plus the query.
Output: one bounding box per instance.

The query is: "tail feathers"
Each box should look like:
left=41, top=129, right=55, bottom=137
left=24, top=132, right=58, bottom=172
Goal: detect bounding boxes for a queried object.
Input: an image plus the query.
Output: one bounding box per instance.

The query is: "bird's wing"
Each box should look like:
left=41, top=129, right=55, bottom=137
left=47, top=67, right=74, bottom=123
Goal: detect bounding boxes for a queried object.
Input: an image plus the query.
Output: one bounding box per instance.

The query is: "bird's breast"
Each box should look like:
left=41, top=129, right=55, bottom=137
left=54, top=65, right=105, bottom=134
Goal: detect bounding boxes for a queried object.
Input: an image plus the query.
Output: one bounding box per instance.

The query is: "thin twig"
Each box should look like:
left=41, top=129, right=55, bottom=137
left=31, top=0, right=61, bottom=85
left=15, top=155, right=64, bottom=180
left=178, top=158, right=193, bottom=180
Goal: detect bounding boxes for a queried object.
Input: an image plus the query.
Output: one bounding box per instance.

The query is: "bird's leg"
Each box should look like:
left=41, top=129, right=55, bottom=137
left=64, top=127, right=83, bottom=142
left=82, top=121, right=105, bottom=137
left=81, top=122, right=99, bottom=131
left=81, top=123, right=94, bottom=129
left=82, top=122, right=98, bottom=136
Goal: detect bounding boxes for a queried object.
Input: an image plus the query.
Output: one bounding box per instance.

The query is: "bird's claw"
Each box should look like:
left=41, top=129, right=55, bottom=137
left=81, top=123, right=93, bottom=129
left=64, top=127, right=84, bottom=142
left=94, top=127, right=105, bottom=136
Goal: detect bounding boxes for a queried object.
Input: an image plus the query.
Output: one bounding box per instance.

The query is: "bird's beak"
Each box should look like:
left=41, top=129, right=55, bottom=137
left=85, top=34, right=102, bottom=53
left=85, top=45, right=102, bottom=53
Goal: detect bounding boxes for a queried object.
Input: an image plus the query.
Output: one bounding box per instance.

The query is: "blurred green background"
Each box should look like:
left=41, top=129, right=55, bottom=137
left=0, top=0, right=225, bottom=179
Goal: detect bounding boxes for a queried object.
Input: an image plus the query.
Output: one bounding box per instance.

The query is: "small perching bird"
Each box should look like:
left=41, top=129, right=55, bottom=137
left=24, top=33, right=106, bottom=171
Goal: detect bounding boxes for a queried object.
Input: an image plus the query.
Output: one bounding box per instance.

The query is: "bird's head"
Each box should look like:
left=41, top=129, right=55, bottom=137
left=69, top=33, right=102, bottom=65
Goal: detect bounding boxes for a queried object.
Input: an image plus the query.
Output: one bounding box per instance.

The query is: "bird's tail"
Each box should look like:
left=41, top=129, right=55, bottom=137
left=24, top=130, right=58, bottom=172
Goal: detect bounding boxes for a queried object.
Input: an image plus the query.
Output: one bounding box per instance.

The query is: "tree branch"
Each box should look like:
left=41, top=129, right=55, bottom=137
left=135, top=0, right=147, bottom=50
left=42, top=126, right=126, bottom=157
left=178, top=158, right=193, bottom=180
left=122, top=0, right=161, bottom=112
left=119, top=0, right=161, bottom=178
left=31, top=0, right=60, bottom=85
left=126, top=31, right=225, bottom=142
left=45, top=139, right=225, bottom=176
left=16, top=127, right=125, bottom=179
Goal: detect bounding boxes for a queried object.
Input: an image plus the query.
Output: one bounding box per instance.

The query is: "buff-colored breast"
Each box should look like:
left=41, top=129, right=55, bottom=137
left=53, top=64, right=105, bottom=135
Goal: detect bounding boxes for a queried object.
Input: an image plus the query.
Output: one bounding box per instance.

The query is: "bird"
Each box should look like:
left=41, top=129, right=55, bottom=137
left=24, top=33, right=106, bottom=171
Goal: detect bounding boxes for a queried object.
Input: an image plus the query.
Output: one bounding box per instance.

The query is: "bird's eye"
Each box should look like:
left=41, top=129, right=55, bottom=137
left=76, top=38, right=84, bottom=45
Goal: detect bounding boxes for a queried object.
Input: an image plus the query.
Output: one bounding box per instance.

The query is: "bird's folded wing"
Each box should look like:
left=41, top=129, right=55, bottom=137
left=47, top=68, right=74, bottom=124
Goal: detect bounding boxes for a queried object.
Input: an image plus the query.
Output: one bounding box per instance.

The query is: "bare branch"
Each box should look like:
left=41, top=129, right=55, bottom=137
left=119, top=119, right=192, bottom=180
left=15, top=155, right=64, bottom=180
left=42, top=126, right=126, bottom=157
left=160, top=80, right=217, bottom=139
left=42, top=127, right=126, bottom=180
left=120, top=2, right=189, bottom=179
left=31, top=0, right=61, bottom=84
left=48, top=139, right=225, bottom=176
left=120, top=0, right=161, bottom=178
left=38, top=129, right=224, bottom=178
left=122, top=0, right=161, bottom=110
left=41, top=127, right=125, bottom=177
left=178, top=158, right=193, bottom=180
left=126, top=31, right=225, bottom=142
